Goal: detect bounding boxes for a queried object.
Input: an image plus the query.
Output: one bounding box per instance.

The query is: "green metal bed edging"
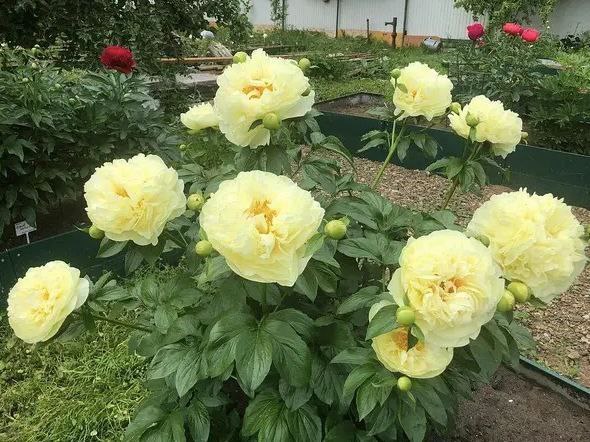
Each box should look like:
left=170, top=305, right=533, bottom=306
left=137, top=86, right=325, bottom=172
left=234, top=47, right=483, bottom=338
left=315, top=94, right=590, bottom=209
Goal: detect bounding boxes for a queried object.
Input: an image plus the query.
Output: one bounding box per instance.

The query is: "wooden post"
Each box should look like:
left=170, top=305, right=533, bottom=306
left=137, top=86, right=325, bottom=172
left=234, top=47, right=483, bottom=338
left=366, top=19, right=370, bottom=43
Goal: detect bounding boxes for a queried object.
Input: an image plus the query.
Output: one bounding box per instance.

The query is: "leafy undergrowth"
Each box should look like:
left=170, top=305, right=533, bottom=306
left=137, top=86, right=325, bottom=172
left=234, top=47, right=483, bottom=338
left=0, top=312, right=146, bottom=441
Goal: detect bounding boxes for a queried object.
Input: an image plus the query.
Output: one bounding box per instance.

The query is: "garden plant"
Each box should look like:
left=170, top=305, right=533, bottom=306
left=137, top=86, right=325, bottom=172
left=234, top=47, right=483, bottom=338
left=5, top=48, right=589, bottom=442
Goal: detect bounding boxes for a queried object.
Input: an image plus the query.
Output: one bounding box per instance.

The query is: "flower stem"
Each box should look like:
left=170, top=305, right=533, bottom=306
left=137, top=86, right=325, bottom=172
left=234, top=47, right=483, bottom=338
left=79, top=311, right=152, bottom=333
left=441, top=178, right=459, bottom=210
left=371, top=119, right=405, bottom=189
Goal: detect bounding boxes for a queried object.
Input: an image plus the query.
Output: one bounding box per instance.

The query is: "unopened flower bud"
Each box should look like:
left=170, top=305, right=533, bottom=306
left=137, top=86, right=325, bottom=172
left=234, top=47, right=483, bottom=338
left=298, top=58, right=311, bottom=71
left=232, top=51, right=248, bottom=64
left=262, top=113, right=280, bottom=130
left=450, top=102, right=462, bottom=114
left=497, top=289, right=515, bottom=312
left=466, top=113, right=480, bottom=127
left=179, top=143, right=187, bottom=151
left=391, top=68, right=401, bottom=79
left=397, top=376, right=412, bottom=392
left=30, top=62, right=38, bottom=69
left=521, top=131, right=528, bottom=140
left=187, top=193, right=205, bottom=211
left=88, top=225, right=104, bottom=240
left=302, top=86, right=311, bottom=97
left=396, top=307, right=415, bottom=326
left=324, top=219, right=347, bottom=240
left=195, top=240, right=213, bottom=257
left=507, top=281, right=530, bottom=303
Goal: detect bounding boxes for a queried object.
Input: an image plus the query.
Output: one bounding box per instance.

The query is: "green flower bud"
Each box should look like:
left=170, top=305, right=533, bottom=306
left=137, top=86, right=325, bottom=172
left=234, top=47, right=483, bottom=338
left=302, top=86, right=312, bottom=97
left=497, top=289, right=515, bottom=312
left=187, top=193, right=205, bottom=211
left=298, top=58, right=311, bottom=71
left=397, top=376, right=412, bottom=392
left=391, top=68, right=401, bottom=79
left=88, top=225, right=104, bottom=240
left=262, top=113, right=281, bottom=130
left=179, top=144, right=187, bottom=151
left=465, top=112, right=480, bottom=127
left=449, top=102, right=462, bottom=114
left=324, top=220, right=347, bottom=240
left=396, top=307, right=415, bottom=326
left=195, top=240, right=213, bottom=257
left=507, top=281, right=530, bottom=303
left=521, top=131, right=528, bottom=140
left=30, top=62, right=38, bottom=69
left=232, top=51, right=248, bottom=63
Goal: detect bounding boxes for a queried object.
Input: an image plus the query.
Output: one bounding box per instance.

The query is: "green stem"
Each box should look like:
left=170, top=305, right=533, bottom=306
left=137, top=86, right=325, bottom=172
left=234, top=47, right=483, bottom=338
left=441, top=179, right=459, bottom=210
left=78, top=312, right=152, bottom=333
left=371, top=119, right=405, bottom=189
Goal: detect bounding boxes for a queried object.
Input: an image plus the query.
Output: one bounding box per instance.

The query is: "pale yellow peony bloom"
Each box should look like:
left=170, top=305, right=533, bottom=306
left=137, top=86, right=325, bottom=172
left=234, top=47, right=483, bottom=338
left=180, top=102, right=219, bottom=132
left=369, top=302, right=453, bottom=378
left=199, top=170, right=324, bottom=286
left=84, top=154, right=186, bottom=246
left=467, top=189, right=587, bottom=303
left=214, top=48, right=314, bottom=148
left=392, top=62, right=453, bottom=121
left=388, top=230, right=505, bottom=348
left=448, top=95, right=523, bottom=158
left=7, top=261, right=89, bottom=343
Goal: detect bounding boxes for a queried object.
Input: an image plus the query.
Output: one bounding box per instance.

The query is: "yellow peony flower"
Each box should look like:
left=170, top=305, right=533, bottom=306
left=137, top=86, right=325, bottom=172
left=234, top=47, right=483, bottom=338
left=369, top=302, right=452, bottom=378
left=84, top=154, right=186, bottom=246
left=180, top=102, right=219, bottom=132
left=388, top=230, right=504, bottom=348
left=7, top=261, right=89, bottom=343
left=199, top=170, right=324, bottom=286
left=467, top=189, right=587, bottom=303
left=392, top=62, right=453, bottom=121
left=448, top=95, right=522, bottom=158
left=213, top=48, right=314, bottom=148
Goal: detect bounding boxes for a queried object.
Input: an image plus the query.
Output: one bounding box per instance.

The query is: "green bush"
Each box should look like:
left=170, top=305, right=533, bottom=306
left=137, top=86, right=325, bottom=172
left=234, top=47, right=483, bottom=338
left=0, top=46, right=179, bottom=238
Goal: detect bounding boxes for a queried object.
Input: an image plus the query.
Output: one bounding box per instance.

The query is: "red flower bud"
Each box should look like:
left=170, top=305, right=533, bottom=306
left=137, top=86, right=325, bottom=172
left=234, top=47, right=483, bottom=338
left=521, top=28, right=541, bottom=43
left=502, top=22, right=523, bottom=36
left=467, top=22, right=485, bottom=41
left=100, top=45, right=136, bottom=74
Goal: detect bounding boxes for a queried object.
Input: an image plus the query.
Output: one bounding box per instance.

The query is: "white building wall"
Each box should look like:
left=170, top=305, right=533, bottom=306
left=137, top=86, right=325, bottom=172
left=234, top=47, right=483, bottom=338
left=405, top=1, right=484, bottom=39
left=285, top=0, right=338, bottom=32
left=248, top=0, right=273, bottom=27
left=339, top=0, right=404, bottom=33
left=547, top=0, right=590, bottom=36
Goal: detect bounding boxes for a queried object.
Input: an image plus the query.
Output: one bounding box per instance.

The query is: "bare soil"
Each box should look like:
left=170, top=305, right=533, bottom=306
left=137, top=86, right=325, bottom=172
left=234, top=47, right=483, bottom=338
left=451, top=366, right=590, bottom=441
left=349, top=157, right=590, bottom=388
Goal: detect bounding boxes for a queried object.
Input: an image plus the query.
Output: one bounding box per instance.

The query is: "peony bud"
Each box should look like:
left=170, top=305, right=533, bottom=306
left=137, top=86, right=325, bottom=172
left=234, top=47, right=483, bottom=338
left=262, top=113, right=281, bottom=130
left=521, top=131, right=528, bottom=140
left=449, top=102, right=462, bottom=114
left=88, top=225, right=105, bottom=240
left=324, top=220, right=347, bottom=240
left=391, top=68, right=402, bottom=79
left=195, top=240, right=213, bottom=257
left=302, top=86, right=312, bottom=97
left=30, top=62, right=38, bottom=69
left=497, top=289, right=515, bottom=312
left=187, top=193, right=205, bottom=211
left=396, top=307, right=415, bottom=326
left=179, top=143, right=187, bottom=151
left=466, top=113, right=480, bottom=127
left=397, top=376, right=412, bottom=392
left=507, top=281, right=530, bottom=303
left=298, top=58, right=311, bottom=71
left=232, top=51, right=248, bottom=64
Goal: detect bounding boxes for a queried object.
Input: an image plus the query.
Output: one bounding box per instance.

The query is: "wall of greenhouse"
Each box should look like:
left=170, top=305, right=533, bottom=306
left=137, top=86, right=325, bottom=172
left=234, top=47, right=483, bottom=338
left=248, top=0, right=590, bottom=40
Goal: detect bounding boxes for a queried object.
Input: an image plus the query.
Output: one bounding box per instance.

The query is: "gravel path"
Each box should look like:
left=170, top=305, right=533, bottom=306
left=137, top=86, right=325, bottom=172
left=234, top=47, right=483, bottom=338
left=349, top=157, right=590, bottom=387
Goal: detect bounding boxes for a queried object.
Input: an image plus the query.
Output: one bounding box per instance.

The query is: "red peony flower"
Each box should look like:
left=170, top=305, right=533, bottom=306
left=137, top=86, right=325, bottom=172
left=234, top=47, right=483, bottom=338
left=503, top=22, right=523, bottom=36
left=521, top=28, right=541, bottom=43
left=467, top=22, right=485, bottom=41
left=100, top=45, right=136, bottom=74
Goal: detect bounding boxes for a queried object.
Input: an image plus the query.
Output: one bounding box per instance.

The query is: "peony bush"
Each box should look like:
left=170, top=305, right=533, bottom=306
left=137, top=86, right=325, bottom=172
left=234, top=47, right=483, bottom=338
left=6, top=49, right=589, bottom=441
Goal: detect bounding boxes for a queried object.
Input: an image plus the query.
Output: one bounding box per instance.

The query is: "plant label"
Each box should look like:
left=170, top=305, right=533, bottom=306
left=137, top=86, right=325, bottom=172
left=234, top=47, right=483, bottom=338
left=15, top=221, right=36, bottom=244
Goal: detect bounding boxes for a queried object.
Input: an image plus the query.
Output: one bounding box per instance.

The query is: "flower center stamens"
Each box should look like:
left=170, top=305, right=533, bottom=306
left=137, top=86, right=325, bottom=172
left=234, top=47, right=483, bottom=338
left=247, top=200, right=277, bottom=234
left=242, top=80, right=274, bottom=99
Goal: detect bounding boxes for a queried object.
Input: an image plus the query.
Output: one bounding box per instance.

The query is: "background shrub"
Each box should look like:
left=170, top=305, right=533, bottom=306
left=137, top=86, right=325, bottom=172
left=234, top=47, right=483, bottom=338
left=0, top=46, right=179, bottom=239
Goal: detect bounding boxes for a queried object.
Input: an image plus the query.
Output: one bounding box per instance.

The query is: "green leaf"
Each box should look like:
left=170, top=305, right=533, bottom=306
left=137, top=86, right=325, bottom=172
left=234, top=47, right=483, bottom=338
left=242, top=390, right=289, bottom=442
left=469, top=333, right=501, bottom=379
left=279, top=379, right=312, bottom=411
left=97, top=237, right=128, bottom=258
left=412, top=382, right=447, bottom=426
left=268, top=309, right=314, bottom=339
left=294, top=268, right=319, bottom=302
left=342, top=363, right=377, bottom=402
left=175, top=347, right=207, bottom=397
left=310, top=355, right=344, bottom=406
left=366, top=305, right=397, bottom=340
left=338, top=237, right=380, bottom=262
left=366, top=400, right=396, bottom=436
left=147, top=344, right=188, bottom=380
left=396, top=137, right=411, bottom=161
left=186, top=399, right=210, bottom=442
left=204, top=256, right=231, bottom=281
left=324, top=421, right=356, bottom=442
left=356, top=381, right=387, bottom=420
left=285, top=403, right=322, bottom=442
left=331, top=347, right=373, bottom=365
left=398, top=399, right=426, bottom=442
left=236, top=327, right=274, bottom=391
left=125, top=405, right=166, bottom=441
left=304, top=232, right=325, bottom=257
left=154, top=304, right=178, bottom=334
left=264, top=319, right=311, bottom=387
left=337, top=286, right=381, bottom=315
